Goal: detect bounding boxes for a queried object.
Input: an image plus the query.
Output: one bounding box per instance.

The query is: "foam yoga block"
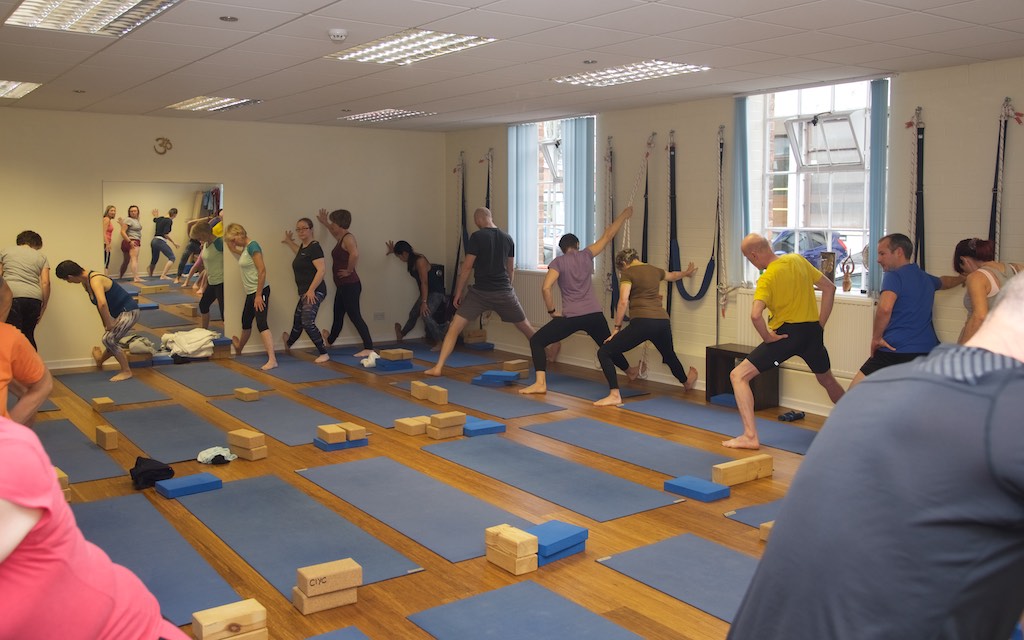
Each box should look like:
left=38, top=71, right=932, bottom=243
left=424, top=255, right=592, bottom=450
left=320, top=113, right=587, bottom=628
left=525, top=520, right=589, bottom=557
left=463, top=342, right=494, bottom=351
left=480, top=370, right=520, bottom=383
left=471, top=375, right=504, bottom=387
left=314, top=438, right=369, bottom=452
left=156, top=473, right=223, bottom=499
left=463, top=417, right=505, bottom=437
left=664, top=476, right=730, bottom=502
left=376, top=358, right=413, bottom=371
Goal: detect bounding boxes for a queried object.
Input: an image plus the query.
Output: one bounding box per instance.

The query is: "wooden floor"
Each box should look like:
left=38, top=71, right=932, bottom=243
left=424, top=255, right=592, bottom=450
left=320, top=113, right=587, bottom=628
left=44, top=301, right=821, bottom=640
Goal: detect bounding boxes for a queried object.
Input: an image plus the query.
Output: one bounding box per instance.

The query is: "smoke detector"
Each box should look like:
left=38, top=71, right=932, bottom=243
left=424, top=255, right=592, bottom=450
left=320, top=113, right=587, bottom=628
left=329, top=28, right=348, bottom=42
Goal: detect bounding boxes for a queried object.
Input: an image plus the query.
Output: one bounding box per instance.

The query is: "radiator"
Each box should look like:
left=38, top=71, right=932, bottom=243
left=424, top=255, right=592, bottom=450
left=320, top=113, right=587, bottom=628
left=735, top=289, right=872, bottom=378
left=513, top=270, right=559, bottom=326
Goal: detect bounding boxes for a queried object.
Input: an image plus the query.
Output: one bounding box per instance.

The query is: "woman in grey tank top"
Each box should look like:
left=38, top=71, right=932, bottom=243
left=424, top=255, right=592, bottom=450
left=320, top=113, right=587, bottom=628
left=953, top=237, right=1024, bottom=342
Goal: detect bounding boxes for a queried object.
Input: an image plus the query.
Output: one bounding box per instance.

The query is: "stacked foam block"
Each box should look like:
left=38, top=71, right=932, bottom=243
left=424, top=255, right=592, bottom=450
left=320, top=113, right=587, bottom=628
left=212, top=337, right=232, bottom=360
left=377, top=348, right=414, bottom=371
left=314, top=422, right=369, bottom=451
left=228, top=428, right=268, bottom=461
left=485, top=524, right=538, bottom=575
left=462, top=415, right=505, bottom=437
left=471, top=370, right=521, bottom=387
left=192, top=598, right=267, bottom=639
left=292, top=558, right=362, bottom=615
left=428, top=411, right=465, bottom=439
left=525, top=520, right=589, bottom=566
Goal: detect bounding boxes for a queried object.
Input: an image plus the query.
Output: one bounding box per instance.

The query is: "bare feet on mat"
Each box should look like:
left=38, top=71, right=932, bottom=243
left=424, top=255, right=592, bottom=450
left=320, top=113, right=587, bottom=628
left=321, top=329, right=332, bottom=346
left=260, top=359, right=278, bottom=371
left=519, top=382, right=546, bottom=395
left=231, top=336, right=242, bottom=355
left=354, top=349, right=375, bottom=358
left=91, top=346, right=105, bottom=367
left=281, top=332, right=290, bottom=352
left=684, top=366, right=698, bottom=391
left=394, top=322, right=403, bottom=342
left=314, top=353, right=330, bottom=364
left=110, top=371, right=132, bottom=382
left=594, top=391, right=623, bottom=407
left=722, top=436, right=760, bottom=450
left=424, top=366, right=442, bottom=377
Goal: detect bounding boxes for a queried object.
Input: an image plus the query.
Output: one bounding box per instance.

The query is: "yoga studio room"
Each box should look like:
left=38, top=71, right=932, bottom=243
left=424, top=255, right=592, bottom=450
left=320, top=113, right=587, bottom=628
left=2, top=1, right=1024, bottom=639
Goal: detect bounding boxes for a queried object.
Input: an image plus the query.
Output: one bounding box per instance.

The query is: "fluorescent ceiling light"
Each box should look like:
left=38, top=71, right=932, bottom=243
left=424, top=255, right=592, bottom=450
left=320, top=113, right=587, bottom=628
left=342, top=108, right=437, bottom=124
left=0, top=81, right=42, bottom=99
left=5, top=0, right=183, bottom=37
left=166, top=96, right=262, bottom=113
left=326, top=28, right=496, bottom=66
left=552, top=60, right=710, bottom=88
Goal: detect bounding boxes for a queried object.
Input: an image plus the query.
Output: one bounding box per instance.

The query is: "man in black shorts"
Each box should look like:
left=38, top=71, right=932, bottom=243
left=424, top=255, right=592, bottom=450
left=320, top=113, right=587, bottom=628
left=724, top=233, right=844, bottom=449
left=849, top=233, right=964, bottom=388
left=425, top=207, right=536, bottom=377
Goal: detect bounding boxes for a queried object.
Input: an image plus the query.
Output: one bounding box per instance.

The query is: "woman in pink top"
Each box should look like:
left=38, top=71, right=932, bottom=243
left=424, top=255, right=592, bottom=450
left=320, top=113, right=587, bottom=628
left=0, top=416, right=188, bottom=640
left=102, top=205, right=116, bottom=275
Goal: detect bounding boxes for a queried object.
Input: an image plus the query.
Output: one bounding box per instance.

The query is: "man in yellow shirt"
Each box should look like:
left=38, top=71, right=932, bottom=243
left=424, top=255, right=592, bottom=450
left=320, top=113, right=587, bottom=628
left=724, top=234, right=844, bottom=449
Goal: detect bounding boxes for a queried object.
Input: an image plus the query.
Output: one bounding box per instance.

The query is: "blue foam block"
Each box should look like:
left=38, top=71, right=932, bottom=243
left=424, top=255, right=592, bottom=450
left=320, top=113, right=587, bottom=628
left=138, top=302, right=159, bottom=310
left=463, top=419, right=505, bottom=437
left=155, top=472, right=223, bottom=499
left=377, top=358, right=413, bottom=371
left=212, top=337, right=232, bottom=346
left=664, top=475, right=730, bottom=502
left=537, top=540, right=585, bottom=566
left=131, top=357, right=153, bottom=368
left=463, top=342, right=494, bottom=351
left=708, top=393, right=738, bottom=408
left=314, top=437, right=369, bottom=452
left=152, top=354, right=174, bottom=366
left=471, top=375, right=505, bottom=387
left=526, top=520, right=589, bottom=556
left=481, top=370, right=519, bottom=382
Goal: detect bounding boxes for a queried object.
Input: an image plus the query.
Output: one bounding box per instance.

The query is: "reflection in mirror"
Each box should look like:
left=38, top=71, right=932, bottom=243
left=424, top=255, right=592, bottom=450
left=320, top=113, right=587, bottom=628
left=101, top=182, right=223, bottom=339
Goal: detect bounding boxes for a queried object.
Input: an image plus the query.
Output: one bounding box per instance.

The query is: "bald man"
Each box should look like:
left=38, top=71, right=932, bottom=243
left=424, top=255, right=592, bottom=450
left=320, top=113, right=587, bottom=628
left=425, top=207, right=536, bottom=377
left=724, top=233, right=844, bottom=449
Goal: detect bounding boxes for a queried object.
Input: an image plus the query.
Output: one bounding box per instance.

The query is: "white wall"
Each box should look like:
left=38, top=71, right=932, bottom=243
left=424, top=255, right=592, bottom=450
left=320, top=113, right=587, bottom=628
left=0, top=108, right=445, bottom=368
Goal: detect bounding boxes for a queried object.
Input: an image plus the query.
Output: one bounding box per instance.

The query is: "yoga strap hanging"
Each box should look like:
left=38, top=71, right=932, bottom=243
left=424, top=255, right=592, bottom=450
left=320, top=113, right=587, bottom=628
left=447, top=153, right=470, bottom=317
left=906, top=107, right=926, bottom=268
left=666, top=130, right=717, bottom=313
left=610, top=134, right=656, bottom=316
left=482, top=148, right=493, bottom=210
left=990, top=98, right=1022, bottom=260
left=606, top=137, right=618, bottom=317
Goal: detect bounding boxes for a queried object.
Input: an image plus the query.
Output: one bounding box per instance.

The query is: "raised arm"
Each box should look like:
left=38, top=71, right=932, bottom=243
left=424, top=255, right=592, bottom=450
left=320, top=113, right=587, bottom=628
left=317, top=209, right=345, bottom=241
left=664, top=261, right=697, bottom=281
left=281, top=230, right=299, bottom=255
left=587, top=205, right=633, bottom=256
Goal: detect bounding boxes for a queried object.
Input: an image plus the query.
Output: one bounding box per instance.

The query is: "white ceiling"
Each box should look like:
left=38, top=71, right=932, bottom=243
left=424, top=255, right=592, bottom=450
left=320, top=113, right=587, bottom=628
left=2, top=0, right=1023, bottom=131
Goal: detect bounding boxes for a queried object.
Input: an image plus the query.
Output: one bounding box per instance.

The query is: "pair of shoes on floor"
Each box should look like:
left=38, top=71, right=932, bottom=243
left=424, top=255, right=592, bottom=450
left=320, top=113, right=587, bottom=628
left=778, top=410, right=805, bottom=422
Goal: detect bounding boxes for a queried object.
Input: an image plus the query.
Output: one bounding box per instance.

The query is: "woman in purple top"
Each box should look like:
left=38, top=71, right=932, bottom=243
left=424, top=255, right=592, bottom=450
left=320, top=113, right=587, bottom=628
left=520, top=206, right=637, bottom=395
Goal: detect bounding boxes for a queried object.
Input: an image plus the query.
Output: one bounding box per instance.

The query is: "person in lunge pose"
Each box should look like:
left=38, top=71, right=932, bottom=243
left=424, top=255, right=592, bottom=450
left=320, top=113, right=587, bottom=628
left=385, top=240, right=449, bottom=348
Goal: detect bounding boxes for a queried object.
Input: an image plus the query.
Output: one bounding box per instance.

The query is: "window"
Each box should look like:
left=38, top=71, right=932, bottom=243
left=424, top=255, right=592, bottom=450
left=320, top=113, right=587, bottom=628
left=746, top=81, right=881, bottom=291
left=508, top=117, right=595, bottom=270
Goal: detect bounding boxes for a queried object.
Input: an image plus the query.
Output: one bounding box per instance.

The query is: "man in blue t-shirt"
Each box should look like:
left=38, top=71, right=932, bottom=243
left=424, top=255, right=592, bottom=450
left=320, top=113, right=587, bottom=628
left=850, top=233, right=964, bottom=388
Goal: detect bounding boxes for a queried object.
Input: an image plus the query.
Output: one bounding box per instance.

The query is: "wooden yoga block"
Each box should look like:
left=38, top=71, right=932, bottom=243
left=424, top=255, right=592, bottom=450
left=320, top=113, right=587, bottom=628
left=127, top=352, right=152, bottom=365
left=176, top=303, right=200, bottom=317
left=234, top=387, right=260, bottom=402
left=227, top=429, right=265, bottom=449
left=95, top=424, right=118, bottom=450
left=427, top=385, right=448, bottom=405
left=191, top=598, right=266, bottom=640
left=494, top=526, right=539, bottom=557
left=410, top=380, right=431, bottom=400
left=138, top=284, right=168, bottom=294
left=759, top=520, right=775, bottom=542
left=339, top=422, right=366, bottom=441
left=427, top=424, right=463, bottom=440
left=485, top=524, right=514, bottom=547
left=63, top=487, right=72, bottom=502
left=91, top=396, right=115, bottom=413
left=485, top=545, right=537, bottom=575
left=711, top=454, right=774, bottom=486
left=430, top=411, right=466, bottom=428
left=54, top=467, right=69, bottom=490
left=230, top=444, right=268, bottom=461
left=296, top=558, right=363, bottom=597
left=394, top=417, right=428, bottom=436
left=291, top=585, right=357, bottom=615
left=463, top=328, right=487, bottom=343
left=212, top=344, right=231, bottom=360
left=503, top=359, right=529, bottom=371
left=316, top=424, right=347, bottom=444
left=379, top=348, right=412, bottom=361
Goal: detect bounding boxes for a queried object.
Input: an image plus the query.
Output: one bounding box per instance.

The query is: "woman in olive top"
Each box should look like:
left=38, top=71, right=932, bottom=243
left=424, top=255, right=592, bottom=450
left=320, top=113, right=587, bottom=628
left=594, top=248, right=698, bottom=407
left=224, top=223, right=277, bottom=371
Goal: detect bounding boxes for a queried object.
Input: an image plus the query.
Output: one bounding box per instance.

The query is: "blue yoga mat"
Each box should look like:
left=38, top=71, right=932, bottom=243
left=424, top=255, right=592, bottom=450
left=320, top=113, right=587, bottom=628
left=523, top=417, right=732, bottom=481
left=209, top=394, right=341, bottom=446
left=178, top=475, right=421, bottom=597
left=395, top=377, right=563, bottom=420
left=35, top=419, right=124, bottom=482
left=409, top=580, right=642, bottom=639
left=301, top=383, right=429, bottom=428
left=306, top=629, right=370, bottom=640
left=103, top=404, right=227, bottom=462
left=424, top=436, right=679, bottom=522
left=325, top=352, right=430, bottom=375
left=235, top=353, right=348, bottom=384
left=156, top=361, right=271, bottom=396
left=516, top=371, right=648, bottom=401
left=73, top=493, right=239, bottom=625
left=405, top=341, right=498, bottom=367
left=299, top=457, right=534, bottom=562
left=58, top=370, right=169, bottom=405
left=725, top=499, right=784, bottom=528
left=141, top=291, right=200, bottom=305
left=599, top=533, right=758, bottom=623
left=140, top=308, right=195, bottom=329
left=624, top=397, right=817, bottom=455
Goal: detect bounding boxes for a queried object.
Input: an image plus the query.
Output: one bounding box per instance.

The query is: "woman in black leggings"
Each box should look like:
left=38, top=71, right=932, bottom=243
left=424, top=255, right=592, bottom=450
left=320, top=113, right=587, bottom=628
left=317, top=208, right=374, bottom=357
left=594, top=248, right=698, bottom=407
left=281, top=217, right=330, bottom=363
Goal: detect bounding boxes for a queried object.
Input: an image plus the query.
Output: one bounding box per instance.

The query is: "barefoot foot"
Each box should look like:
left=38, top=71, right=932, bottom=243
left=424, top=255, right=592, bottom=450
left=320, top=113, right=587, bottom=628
left=684, top=366, right=698, bottom=392
left=519, top=382, right=547, bottom=395
left=424, top=366, right=442, bottom=377
left=110, top=371, right=133, bottom=382
left=260, top=360, right=278, bottom=371
left=281, top=332, right=290, bottom=352
left=314, top=353, right=331, bottom=364
left=91, top=346, right=105, bottom=367
left=354, top=349, right=375, bottom=358
left=321, top=329, right=333, bottom=347
left=394, top=322, right=403, bottom=342
left=231, top=336, right=242, bottom=355
left=722, top=436, right=760, bottom=450
left=594, top=392, right=623, bottom=407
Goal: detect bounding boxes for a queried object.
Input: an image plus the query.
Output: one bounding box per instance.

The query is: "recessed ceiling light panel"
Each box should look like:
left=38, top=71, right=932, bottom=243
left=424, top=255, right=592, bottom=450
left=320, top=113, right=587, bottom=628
left=0, top=80, right=42, bottom=99
left=5, top=0, right=184, bottom=37
left=325, top=28, right=495, bottom=66
left=166, top=96, right=262, bottom=113
left=342, top=108, right=437, bottom=124
left=552, top=60, right=710, bottom=88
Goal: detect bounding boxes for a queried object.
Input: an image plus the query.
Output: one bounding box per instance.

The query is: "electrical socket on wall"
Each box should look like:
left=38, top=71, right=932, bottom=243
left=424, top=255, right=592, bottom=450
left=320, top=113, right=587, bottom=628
left=373, top=312, right=385, bottom=321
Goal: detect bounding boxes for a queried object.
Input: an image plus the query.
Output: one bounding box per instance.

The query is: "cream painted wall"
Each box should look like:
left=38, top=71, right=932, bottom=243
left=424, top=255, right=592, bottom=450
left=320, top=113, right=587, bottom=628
left=0, top=108, right=445, bottom=368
